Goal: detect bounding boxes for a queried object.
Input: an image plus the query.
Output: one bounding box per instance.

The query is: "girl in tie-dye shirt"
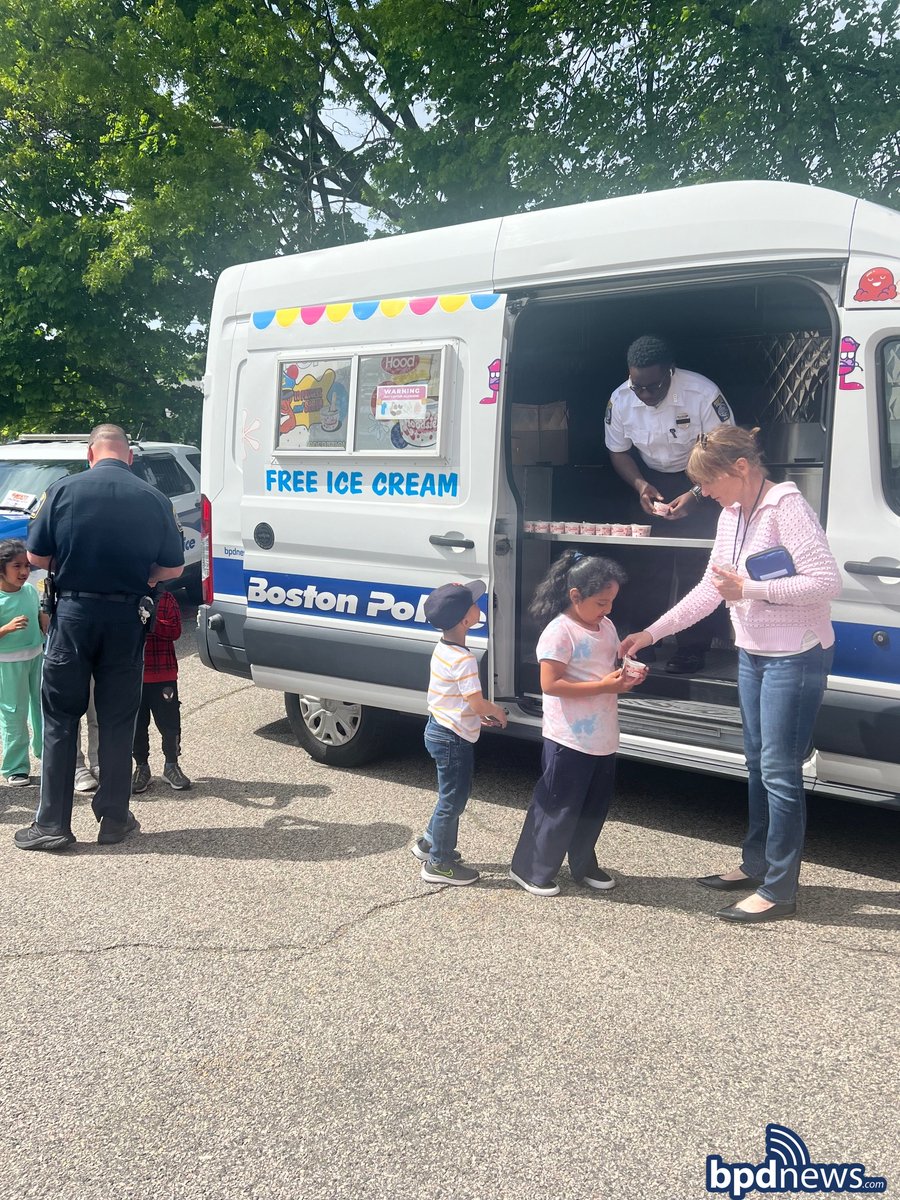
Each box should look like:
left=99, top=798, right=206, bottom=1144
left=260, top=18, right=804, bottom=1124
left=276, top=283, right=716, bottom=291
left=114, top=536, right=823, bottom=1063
left=509, top=552, right=644, bottom=897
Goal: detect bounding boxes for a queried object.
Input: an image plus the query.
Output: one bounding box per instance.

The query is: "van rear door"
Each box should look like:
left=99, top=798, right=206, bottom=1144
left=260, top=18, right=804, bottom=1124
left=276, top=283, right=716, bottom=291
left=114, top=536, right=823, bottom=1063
left=815, top=199, right=900, bottom=798
left=237, top=292, right=509, bottom=718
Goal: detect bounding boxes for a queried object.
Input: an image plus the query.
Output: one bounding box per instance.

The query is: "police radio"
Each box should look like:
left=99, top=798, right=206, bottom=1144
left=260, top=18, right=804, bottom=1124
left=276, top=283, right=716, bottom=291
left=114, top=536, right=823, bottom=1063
left=40, top=573, right=58, bottom=617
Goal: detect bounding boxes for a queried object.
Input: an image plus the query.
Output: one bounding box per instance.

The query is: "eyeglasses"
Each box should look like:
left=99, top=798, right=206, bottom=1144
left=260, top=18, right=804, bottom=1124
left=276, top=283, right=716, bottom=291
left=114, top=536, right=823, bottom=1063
left=628, top=372, right=672, bottom=396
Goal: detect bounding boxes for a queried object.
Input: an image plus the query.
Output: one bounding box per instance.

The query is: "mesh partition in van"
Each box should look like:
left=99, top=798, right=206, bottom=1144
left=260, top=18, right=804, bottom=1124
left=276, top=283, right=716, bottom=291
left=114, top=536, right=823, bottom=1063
left=718, top=331, right=831, bottom=427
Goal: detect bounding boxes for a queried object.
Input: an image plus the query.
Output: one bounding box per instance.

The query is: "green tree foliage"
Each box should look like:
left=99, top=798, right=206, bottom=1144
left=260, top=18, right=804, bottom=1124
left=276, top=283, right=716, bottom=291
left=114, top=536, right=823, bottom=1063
left=0, top=0, right=897, bottom=440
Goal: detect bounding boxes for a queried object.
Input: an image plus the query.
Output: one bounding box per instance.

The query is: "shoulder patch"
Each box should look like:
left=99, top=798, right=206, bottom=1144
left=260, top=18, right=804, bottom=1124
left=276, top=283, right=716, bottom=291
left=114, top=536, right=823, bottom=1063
left=605, top=399, right=613, bottom=425
left=712, top=395, right=730, bottom=423
left=31, top=491, right=47, bottom=517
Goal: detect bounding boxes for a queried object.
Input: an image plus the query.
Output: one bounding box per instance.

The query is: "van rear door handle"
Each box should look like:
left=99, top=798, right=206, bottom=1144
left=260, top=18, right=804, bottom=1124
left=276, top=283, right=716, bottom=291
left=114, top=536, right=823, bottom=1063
left=430, top=534, right=475, bottom=549
left=844, top=560, right=900, bottom=578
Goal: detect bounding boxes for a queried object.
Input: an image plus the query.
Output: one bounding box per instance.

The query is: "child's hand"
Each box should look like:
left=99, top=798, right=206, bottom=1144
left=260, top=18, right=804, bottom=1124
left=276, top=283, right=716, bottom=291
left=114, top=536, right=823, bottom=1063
left=482, top=706, right=508, bottom=729
left=2, top=615, right=28, bottom=634
left=600, top=667, right=641, bottom=694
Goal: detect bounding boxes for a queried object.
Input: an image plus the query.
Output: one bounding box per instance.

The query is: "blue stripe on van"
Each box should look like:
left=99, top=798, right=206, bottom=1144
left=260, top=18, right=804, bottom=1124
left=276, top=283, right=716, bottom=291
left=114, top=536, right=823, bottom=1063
left=832, top=620, right=900, bottom=683
left=0, top=513, right=31, bottom=542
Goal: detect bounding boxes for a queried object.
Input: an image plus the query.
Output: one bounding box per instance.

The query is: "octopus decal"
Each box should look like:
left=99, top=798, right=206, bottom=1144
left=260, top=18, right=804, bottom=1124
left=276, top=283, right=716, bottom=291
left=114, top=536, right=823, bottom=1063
left=854, top=267, right=897, bottom=303
left=838, top=336, right=863, bottom=391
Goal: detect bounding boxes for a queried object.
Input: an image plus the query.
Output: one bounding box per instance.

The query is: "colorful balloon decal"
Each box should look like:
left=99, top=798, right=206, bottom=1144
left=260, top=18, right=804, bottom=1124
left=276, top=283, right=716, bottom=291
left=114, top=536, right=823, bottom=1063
left=254, top=293, right=501, bottom=330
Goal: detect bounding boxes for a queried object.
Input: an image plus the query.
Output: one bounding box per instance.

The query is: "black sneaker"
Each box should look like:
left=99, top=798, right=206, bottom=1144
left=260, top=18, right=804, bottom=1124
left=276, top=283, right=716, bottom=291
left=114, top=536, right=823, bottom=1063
left=97, top=811, right=141, bottom=845
left=14, top=823, right=76, bottom=851
left=6, top=773, right=32, bottom=787
left=410, top=837, right=461, bottom=863
left=162, top=762, right=191, bottom=790
left=420, top=861, right=480, bottom=886
left=508, top=869, right=560, bottom=897
left=131, top=763, right=152, bottom=794
left=577, top=868, right=616, bottom=891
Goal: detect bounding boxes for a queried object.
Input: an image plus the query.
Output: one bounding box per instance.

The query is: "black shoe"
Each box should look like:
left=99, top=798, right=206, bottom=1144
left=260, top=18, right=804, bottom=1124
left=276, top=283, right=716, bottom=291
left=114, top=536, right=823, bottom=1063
left=665, top=650, right=705, bottom=674
left=697, top=873, right=763, bottom=891
left=131, top=763, right=152, bottom=794
left=14, top=822, right=76, bottom=851
left=716, top=900, right=797, bottom=924
left=97, top=811, right=141, bottom=846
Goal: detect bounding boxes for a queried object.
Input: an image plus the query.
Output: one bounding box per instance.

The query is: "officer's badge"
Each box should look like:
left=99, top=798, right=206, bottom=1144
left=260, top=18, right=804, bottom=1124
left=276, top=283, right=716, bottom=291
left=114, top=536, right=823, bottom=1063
left=675, top=411, right=690, bottom=426
left=713, top=396, right=730, bottom=422
left=31, top=490, right=47, bottom=517
left=605, top=400, right=613, bottom=425
left=172, top=503, right=184, bottom=535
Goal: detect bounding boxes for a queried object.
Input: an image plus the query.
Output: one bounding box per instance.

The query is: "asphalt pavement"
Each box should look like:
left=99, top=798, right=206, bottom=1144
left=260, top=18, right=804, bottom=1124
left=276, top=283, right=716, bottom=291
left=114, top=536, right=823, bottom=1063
left=1, top=599, right=897, bottom=1200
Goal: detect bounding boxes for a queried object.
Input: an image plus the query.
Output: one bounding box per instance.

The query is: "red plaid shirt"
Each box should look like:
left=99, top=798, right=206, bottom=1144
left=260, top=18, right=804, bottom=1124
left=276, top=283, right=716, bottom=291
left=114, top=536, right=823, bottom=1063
left=143, top=589, right=181, bottom=682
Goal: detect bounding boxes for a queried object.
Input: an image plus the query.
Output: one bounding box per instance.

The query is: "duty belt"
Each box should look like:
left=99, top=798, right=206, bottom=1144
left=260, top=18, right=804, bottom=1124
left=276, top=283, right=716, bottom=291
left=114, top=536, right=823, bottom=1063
left=58, top=591, right=142, bottom=603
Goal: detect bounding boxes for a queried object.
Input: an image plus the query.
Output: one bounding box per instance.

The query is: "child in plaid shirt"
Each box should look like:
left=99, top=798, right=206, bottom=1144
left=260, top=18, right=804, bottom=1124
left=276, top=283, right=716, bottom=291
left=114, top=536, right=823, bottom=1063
left=131, top=588, right=191, bottom=793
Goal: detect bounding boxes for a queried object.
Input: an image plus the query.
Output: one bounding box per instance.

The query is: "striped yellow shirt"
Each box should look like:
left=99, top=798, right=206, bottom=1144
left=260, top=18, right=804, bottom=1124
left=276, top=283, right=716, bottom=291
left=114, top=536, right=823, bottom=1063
left=427, top=640, right=483, bottom=743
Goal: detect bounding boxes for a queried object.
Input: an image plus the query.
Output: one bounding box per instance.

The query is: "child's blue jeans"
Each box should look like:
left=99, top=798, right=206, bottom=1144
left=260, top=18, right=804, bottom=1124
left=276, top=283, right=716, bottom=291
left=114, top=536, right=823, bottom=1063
left=423, top=716, right=475, bottom=865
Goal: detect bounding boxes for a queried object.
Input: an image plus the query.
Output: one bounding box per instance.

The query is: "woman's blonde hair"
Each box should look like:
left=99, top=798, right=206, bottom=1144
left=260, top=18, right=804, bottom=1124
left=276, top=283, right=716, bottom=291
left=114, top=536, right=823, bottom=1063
left=687, top=425, right=767, bottom=485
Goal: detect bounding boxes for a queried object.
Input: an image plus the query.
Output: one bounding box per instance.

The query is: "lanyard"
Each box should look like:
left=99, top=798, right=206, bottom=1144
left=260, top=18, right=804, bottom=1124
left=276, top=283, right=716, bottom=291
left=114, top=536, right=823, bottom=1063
left=731, top=479, right=766, bottom=566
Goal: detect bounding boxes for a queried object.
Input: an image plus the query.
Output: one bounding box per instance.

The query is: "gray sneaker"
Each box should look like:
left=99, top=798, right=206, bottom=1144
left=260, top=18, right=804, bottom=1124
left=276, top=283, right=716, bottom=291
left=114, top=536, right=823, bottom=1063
left=420, top=861, right=480, bottom=886
left=74, top=766, right=99, bottom=793
left=410, top=837, right=461, bottom=863
left=131, top=763, right=152, bottom=794
left=163, top=762, right=192, bottom=790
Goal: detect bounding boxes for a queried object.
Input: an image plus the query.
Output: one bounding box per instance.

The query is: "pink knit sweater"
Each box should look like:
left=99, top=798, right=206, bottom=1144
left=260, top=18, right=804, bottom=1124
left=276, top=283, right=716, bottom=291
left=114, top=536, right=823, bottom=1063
left=646, top=483, right=842, bottom=653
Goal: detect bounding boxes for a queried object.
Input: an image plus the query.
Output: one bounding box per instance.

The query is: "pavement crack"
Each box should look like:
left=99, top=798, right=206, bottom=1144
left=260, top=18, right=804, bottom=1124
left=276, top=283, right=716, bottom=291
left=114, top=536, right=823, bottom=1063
left=0, top=887, right=442, bottom=962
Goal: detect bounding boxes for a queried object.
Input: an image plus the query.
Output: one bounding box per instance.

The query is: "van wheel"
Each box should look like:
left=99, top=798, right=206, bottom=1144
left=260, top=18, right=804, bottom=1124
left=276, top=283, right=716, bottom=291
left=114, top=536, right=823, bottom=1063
left=284, top=693, right=386, bottom=767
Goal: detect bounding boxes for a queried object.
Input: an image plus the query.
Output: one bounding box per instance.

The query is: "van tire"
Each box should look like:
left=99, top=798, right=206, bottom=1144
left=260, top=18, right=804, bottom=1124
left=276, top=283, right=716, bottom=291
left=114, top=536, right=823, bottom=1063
left=284, top=693, right=387, bottom=767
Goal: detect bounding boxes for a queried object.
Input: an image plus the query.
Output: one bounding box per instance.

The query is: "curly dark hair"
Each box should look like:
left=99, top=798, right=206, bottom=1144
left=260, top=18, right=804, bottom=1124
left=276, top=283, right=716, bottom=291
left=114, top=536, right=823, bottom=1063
left=626, top=335, right=674, bottom=369
left=0, top=539, right=28, bottom=571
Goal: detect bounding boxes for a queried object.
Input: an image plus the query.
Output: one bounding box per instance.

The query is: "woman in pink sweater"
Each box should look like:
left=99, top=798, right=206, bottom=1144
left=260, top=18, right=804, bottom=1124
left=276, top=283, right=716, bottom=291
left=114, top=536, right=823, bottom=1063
left=622, top=426, right=841, bottom=924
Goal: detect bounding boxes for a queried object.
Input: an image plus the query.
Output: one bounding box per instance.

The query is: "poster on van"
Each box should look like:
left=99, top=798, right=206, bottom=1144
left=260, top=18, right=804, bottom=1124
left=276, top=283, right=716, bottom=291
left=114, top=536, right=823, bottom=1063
left=355, top=350, right=442, bottom=451
left=278, top=357, right=351, bottom=450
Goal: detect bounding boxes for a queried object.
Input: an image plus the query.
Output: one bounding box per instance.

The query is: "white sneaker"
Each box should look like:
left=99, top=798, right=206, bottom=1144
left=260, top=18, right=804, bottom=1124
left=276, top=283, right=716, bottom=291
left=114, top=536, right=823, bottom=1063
left=74, top=766, right=99, bottom=793
left=508, top=869, right=560, bottom=897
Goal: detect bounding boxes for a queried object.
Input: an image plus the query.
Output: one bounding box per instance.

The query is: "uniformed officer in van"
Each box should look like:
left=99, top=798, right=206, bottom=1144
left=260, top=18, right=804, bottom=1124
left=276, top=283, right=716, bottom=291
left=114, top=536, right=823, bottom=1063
left=605, top=335, right=734, bottom=673
left=14, top=424, right=184, bottom=851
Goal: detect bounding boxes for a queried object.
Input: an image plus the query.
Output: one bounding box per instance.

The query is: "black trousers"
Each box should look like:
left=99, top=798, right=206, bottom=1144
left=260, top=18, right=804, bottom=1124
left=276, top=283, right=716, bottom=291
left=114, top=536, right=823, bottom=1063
left=133, top=680, right=181, bottom=763
left=36, top=596, right=145, bottom=832
left=615, top=466, right=725, bottom=652
left=511, top=740, right=616, bottom=886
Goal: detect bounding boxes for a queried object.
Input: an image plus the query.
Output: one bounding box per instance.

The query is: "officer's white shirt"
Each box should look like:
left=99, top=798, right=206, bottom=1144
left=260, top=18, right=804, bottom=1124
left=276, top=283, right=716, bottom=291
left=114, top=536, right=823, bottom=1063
left=604, top=368, right=734, bottom=472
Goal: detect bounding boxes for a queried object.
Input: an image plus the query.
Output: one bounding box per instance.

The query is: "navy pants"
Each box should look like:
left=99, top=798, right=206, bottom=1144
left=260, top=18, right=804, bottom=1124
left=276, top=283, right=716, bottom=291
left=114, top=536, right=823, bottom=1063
left=512, top=739, right=616, bottom=886
left=36, top=596, right=145, bottom=832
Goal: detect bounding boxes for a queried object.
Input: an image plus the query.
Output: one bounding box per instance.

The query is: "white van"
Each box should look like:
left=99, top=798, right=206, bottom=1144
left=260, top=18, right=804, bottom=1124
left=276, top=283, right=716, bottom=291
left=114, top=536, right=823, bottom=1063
left=197, top=181, right=900, bottom=809
left=0, top=435, right=203, bottom=597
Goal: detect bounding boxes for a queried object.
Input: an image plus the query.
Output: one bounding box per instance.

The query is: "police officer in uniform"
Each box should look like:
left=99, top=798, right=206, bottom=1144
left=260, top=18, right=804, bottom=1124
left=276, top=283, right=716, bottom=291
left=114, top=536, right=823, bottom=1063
left=605, top=335, right=734, bottom=673
left=15, top=425, right=184, bottom=850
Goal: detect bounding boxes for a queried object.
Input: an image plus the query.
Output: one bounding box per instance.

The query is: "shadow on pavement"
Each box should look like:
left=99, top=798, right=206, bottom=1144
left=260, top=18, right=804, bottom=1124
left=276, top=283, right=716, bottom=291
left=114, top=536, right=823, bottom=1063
left=71, top=813, right=411, bottom=862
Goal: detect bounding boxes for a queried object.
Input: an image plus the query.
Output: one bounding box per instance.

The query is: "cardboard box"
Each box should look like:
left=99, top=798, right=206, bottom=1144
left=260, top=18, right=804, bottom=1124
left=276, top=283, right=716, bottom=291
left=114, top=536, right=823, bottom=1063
left=510, top=401, right=568, bottom=465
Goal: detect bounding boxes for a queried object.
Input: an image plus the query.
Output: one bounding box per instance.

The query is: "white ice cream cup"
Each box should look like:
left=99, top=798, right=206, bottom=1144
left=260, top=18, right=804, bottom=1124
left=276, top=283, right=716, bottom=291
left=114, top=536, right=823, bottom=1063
left=564, top=522, right=582, bottom=534
left=632, top=524, right=651, bottom=537
left=549, top=521, right=565, bottom=534
left=621, top=655, right=649, bottom=682
left=611, top=523, right=631, bottom=537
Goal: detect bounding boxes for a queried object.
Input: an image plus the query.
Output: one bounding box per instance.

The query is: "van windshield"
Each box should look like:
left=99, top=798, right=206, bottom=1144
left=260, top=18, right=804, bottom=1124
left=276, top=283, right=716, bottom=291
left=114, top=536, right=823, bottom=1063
left=0, top=459, right=88, bottom=510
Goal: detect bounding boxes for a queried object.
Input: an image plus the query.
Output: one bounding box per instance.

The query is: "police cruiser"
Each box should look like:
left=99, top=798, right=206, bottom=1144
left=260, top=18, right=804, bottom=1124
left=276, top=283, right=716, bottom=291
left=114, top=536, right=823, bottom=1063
left=0, top=435, right=202, bottom=598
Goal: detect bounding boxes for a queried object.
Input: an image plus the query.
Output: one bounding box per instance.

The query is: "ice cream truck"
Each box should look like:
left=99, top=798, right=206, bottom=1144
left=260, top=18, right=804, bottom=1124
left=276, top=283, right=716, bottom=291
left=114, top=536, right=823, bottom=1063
left=197, top=180, right=900, bottom=809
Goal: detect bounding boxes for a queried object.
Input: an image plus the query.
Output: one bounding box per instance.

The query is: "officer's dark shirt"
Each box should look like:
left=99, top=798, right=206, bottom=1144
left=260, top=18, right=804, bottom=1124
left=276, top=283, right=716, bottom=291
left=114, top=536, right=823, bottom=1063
left=28, top=458, right=184, bottom=594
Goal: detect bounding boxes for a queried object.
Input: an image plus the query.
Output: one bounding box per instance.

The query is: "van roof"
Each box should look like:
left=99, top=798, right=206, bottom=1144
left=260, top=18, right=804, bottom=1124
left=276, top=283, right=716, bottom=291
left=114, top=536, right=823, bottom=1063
left=221, top=181, right=897, bottom=319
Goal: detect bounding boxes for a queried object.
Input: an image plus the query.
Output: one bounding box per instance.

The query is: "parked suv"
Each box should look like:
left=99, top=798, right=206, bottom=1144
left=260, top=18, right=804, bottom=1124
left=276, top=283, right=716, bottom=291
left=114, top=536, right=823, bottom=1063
left=0, top=435, right=202, bottom=599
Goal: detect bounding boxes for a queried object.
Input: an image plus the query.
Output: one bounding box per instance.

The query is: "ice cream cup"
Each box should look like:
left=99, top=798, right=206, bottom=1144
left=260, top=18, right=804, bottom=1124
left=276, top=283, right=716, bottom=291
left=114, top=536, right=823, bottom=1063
left=596, top=523, right=612, bottom=537
left=549, top=521, right=565, bottom=534
left=533, top=520, right=550, bottom=533
left=524, top=520, right=536, bottom=532
left=621, top=655, right=649, bottom=682
left=564, top=522, right=582, bottom=534
left=581, top=522, right=597, bottom=536
left=651, top=501, right=671, bottom=516
left=611, top=523, right=631, bottom=537
left=632, top=524, right=652, bottom=537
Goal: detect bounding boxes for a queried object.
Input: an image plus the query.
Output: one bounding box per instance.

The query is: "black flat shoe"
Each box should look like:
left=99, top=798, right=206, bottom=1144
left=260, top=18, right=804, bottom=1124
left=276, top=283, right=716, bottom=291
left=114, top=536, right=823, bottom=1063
left=697, top=873, right=763, bottom=891
left=716, top=901, right=797, bottom=924
left=665, top=651, right=704, bottom=674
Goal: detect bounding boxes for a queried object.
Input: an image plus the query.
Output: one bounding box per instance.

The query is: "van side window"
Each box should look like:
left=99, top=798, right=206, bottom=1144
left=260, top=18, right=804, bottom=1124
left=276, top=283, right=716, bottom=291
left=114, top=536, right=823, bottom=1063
left=136, top=455, right=194, bottom=498
left=277, top=356, right=352, bottom=451
left=354, top=350, right=443, bottom=452
left=879, top=338, right=900, bottom=513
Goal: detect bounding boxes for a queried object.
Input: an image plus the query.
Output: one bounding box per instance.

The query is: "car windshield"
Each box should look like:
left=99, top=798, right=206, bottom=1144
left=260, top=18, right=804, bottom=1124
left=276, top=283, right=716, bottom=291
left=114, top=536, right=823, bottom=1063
left=0, top=458, right=88, bottom=510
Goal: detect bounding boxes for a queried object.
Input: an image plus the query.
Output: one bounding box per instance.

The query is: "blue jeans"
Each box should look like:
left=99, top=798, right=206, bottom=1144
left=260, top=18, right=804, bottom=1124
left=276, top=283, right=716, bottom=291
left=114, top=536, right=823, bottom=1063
left=423, top=716, right=475, bottom=865
left=737, top=645, right=832, bottom=903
